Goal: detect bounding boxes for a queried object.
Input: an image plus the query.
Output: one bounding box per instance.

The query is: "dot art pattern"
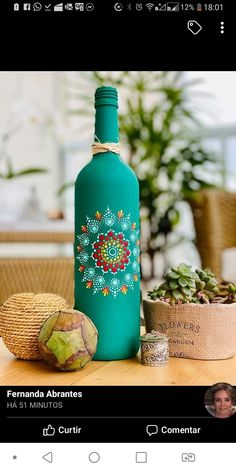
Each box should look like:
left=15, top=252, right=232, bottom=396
left=76, top=207, right=140, bottom=297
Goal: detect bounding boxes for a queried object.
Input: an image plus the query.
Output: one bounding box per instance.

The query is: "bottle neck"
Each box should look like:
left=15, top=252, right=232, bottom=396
left=94, top=104, right=119, bottom=144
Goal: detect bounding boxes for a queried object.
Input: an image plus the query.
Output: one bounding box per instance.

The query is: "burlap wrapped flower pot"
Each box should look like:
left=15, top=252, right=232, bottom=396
left=143, top=299, right=236, bottom=360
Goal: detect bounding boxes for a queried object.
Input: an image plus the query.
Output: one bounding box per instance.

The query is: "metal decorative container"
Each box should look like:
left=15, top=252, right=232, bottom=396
left=140, top=330, right=169, bottom=367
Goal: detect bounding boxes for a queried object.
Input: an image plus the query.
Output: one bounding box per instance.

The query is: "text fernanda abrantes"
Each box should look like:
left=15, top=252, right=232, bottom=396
left=7, top=390, right=83, bottom=398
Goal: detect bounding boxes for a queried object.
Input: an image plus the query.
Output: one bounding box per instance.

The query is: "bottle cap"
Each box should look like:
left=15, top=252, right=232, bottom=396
left=95, top=86, right=118, bottom=108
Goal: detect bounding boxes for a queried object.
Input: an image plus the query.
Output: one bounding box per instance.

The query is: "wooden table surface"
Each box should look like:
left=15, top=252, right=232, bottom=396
left=0, top=338, right=236, bottom=386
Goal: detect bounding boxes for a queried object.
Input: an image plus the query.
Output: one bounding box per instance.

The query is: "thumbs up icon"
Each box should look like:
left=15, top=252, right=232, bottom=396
left=43, top=425, right=56, bottom=437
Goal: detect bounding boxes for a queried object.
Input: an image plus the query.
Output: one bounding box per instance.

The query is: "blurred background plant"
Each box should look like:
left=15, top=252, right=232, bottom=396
left=0, top=102, right=48, bottom=181
left=62, top=71, right=222, bottom=280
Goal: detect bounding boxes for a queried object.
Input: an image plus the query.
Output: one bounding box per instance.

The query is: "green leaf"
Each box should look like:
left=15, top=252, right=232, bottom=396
left=207, top=281, right=218, bottom=290
left=156, top=289, right=166, bottom=297
left=229, top=284, right=236, bottom=294
left=178, top=277, right=187, bottom=287
left=188, top=271, right=200, bottom=280
left=186, top=278, right=196, bottom=289
left=181, top=287, right=192, bottom=296
left=197, top=281, right=205, bottom=290
left=6, top=168, right=47, bottom=179
left=178, top=270, right=192, bottom=278
left=58, top=181, right=75, bottom=195
left=212, top=287, right=219, bottom=293
left=178, top=263, right=191, bottom=272
left=166, top=271, right=180, bottom=280
left=39, top=313, right=58, bottom=344
left=173, top=289, right=183, bottom=300
left=169, top=280, right=179, bottom=290
left=202, top=275, right=211, bottom=283
left=46, top=328, right=84, bottom=364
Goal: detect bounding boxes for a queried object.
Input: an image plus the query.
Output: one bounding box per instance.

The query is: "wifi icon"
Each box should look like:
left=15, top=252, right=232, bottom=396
left=146, top=3, right=154, bottom=10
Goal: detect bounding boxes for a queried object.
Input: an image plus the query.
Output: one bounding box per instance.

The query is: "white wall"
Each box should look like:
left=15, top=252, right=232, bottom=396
left=0, top=72, right=62, bottom=216
left=186, top=71, right=236, bottom=127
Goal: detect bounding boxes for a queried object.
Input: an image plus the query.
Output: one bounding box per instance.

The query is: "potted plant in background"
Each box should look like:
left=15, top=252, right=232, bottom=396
left=0, top=107, right=47, bottom=222
left=0, top=103, right=48, bottom=180
left=143, top=263, right=236, bottom=360
left=63, top=71, right=221, bottom=279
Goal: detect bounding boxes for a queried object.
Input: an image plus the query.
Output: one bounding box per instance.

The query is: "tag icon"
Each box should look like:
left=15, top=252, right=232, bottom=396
left=187, top=20, right=202, bottom=34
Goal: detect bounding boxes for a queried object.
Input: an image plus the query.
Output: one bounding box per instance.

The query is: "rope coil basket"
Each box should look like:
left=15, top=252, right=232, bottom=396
left=0, top=293, right=69, bottom=360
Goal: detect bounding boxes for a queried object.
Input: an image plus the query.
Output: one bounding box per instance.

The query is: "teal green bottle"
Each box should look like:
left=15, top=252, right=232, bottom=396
left=74, top=86, right=140, bottom=360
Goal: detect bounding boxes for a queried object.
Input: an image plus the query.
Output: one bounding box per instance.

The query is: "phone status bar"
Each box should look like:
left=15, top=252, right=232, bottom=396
left=114, top=3, right=224, bottom=12
left=13, top=3, right=95, bottom=11
left=12, top=2, right=224, bottom=13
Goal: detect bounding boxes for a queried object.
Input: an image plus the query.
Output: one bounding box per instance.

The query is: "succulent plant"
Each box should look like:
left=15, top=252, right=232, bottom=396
left=147, top=263, right=236, bottom=305
left=195, top=268, right=219, bottom=303
left=148, top=263, right=200, bottom=304
left=38, top=309, right=98, bottom=371
left=211, top=282, right=236, bottom=304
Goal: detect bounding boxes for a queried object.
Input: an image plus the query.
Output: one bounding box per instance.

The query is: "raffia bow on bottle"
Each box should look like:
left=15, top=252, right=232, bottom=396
left=92, top=137, right=120, bottom=156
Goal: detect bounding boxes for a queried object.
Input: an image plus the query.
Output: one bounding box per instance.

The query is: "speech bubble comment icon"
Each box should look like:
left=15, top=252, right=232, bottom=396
left=146, top=425, right=158, bottom=436
left=187, top=20, right=202, bottom=35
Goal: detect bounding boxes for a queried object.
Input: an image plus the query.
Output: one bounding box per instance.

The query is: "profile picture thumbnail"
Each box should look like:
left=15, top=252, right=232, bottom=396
left=204, top=382, right=236, bottom=419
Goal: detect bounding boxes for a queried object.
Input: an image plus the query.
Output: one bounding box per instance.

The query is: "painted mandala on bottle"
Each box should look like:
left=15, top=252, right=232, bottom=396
left=76, top=207, right=140, bottom=297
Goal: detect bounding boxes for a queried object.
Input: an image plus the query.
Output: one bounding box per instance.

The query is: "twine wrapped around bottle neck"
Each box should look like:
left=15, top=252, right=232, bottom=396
left=92, top=142, right=120, bottom=155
